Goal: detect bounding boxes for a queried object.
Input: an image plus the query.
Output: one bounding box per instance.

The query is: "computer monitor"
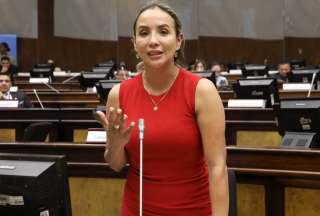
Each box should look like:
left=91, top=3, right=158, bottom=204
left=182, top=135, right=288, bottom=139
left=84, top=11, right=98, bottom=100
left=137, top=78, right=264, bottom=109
left=79, top=72, right=108, bottom=90
left=289, top=69, right=320, bottom=88
left=0, top=153, right=71, bottom=216
left=95, top=60, right=117, bottom=79
left=95, top=80, right=120, bottom=103
left=30, top=68, right=54, bottom=82
left=242, top=65, right=268, bottom=78
left=34, top=63, right=55, bottom=69
left=277, top=99, right=320, bottom=147
left=192, top=71, right=216, bottom=86
left=277, top=99, right=320, bottom=134
left=289, top=59, right=306, bottom=69
left=227, top=62, right=246, bottom=71
left=233, top=78, right=279, bottom=107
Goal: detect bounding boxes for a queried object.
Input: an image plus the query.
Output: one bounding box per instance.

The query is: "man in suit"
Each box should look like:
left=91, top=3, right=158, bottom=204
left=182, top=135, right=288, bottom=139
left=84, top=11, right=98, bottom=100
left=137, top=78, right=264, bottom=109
left=0, top=56, right=18, bottom=83
left=0, top=73, right=33, bottom=108
left=270, top=62, right=292, bottom=82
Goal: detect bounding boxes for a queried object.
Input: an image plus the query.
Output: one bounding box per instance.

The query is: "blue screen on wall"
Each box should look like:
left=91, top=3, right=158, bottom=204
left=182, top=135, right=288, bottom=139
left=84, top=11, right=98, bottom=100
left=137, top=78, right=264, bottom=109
left=0, top=34, right=17, bottom=63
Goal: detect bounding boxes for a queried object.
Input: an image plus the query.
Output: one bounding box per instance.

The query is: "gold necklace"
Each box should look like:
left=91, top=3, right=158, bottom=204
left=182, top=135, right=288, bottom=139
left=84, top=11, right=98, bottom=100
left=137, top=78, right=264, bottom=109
left=147, top=91, right=170, bottom=111
left=143, top=70, right=178, bottom=111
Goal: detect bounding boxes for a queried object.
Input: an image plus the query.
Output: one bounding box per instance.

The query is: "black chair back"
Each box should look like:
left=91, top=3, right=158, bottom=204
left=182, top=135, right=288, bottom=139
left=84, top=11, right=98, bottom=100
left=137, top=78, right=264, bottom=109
left=22, top=122, right=53, bottom=142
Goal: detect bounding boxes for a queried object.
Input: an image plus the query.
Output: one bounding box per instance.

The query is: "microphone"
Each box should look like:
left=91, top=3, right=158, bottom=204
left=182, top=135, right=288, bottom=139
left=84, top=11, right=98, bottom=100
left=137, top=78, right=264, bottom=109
left=138, top=119, right=144, bottom=139
left=42, top=81, right=60, bottom=93
left=307, top=71, right=318, bottom=98
left=33, top=89, right=44, bottom=109
left=138, top=118, right=144, bottom=216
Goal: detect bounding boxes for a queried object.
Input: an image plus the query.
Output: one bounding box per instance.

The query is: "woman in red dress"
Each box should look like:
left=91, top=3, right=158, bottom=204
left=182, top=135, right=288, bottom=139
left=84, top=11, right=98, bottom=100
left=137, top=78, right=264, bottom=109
left=97, top=1, right=229, bottom=215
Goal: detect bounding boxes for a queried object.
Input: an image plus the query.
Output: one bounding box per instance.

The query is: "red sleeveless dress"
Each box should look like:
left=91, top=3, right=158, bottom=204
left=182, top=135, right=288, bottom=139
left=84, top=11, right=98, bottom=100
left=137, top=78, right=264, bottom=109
left=119, top=68, right=211, bottom=215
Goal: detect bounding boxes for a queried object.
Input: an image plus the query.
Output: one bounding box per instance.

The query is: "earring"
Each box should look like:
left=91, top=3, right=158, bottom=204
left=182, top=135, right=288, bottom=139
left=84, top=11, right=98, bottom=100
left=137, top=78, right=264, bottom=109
left=174, top=51, right=179, bottom=58
left=136, top=54, right=140, bottom=59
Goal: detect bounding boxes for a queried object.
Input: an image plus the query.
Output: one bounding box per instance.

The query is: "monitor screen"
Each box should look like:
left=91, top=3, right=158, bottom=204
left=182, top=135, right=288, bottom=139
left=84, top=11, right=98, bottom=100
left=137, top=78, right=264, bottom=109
left=30, top=68, right=54, bottom=79
left=277, top=99, right=320, bottom=136
left=95, top=60, right=116, bottom=79
left=192, top=71, right=216, bottom=86
left=96, top=80, right=120, bottom=103
left=289, top=59, right=306, bottom=69
left=242, top=64, right=268, bottom=78
left=79, top=72, right=108, bottom=89
left=34, top=63, right=55, bottom=69
left=0, top=153, right=71, bottom=216
left=0, top=34, right=17, bottom=64
left=289, top=69, right=320, bottom=88
left=234, top=78, right=279, bottom=107
left=227, top=62, right=246, bottom=71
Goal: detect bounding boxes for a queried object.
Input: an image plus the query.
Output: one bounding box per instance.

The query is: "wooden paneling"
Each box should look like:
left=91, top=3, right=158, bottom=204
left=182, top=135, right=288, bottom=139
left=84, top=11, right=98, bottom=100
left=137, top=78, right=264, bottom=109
left=198, top=36, right=284, bottom=66
left=285, top=37, right=320, bottom=66
left=69, top=177, right=125, bottom=216
left=17, top=1, right=320, bottom=72
left=237, top=184, right=265, bottom=216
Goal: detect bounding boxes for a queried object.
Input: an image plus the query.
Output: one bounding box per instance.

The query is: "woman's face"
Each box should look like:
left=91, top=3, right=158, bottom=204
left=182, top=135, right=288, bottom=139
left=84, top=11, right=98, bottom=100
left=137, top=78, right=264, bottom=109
left=195, top=62, right=205, bottom=72
left=212, top=65, right=222, bottom=75
left=133, top=7, right=183, bottom=69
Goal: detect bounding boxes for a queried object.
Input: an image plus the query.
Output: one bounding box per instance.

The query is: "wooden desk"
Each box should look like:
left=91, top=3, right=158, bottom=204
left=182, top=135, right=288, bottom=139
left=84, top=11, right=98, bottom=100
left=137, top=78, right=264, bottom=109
left=228, top=146, right=320, bottom=216
left=25, top=92, right=101, bottom=108
left=59, top=108, right=100, bottom=141
left=219, top=89, right=320, bottom=101
left=15, top=82, right=82, bottom=91
left=224, top=74, right=242, bottom=82
left=225, top=108, right=277, bottom=145
left=0, top=144, right=319, bottom=216
left=15, top=75, right=80, bottom=83
left=279, top=89, right=320, bottom=99
left=0, top=108, right=60, bottom=141
left=0, top=107, right=278, bottom=144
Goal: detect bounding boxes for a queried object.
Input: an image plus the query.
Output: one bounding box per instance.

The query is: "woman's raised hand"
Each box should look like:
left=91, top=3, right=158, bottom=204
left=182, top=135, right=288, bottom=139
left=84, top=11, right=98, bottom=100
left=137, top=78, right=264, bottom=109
left=95, top=107, right=135, bottom=147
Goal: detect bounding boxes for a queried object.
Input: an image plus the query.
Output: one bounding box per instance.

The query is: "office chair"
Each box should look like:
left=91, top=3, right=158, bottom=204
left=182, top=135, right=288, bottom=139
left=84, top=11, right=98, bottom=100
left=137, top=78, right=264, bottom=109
left=228, top=169, right=237, bottom=216
left=22, top=122, right=53, bottom=142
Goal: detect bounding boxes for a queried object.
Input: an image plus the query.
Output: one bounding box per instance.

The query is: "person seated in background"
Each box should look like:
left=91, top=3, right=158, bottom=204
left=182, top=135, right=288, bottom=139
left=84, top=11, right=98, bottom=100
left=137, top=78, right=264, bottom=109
left=0, top=73, right=33, bottom=108
left=0, top=42, right=16, bottom=65
left=115, top=62, right=129, bottom=81
left=270, top=62, right=292, bottom=82
left=0, top=56, right=18, bottom=80
left=193, top=59, right=207, bottom=72
left=211, top=62, right=228, bottom=89
left=115, top=69, right=129, bottom=81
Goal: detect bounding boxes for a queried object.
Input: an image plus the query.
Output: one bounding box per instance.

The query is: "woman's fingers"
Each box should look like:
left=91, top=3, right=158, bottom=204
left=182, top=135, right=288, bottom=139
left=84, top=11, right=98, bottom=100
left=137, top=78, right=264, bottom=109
left=103, top=107, right=135, bottom=140
left=94, top=111, right=108, bottom=130
left=108, top=107, right=117, bottom=125
left=119, top=114, right=127, bottom=132
left=124, top=122, right=135, bottom=138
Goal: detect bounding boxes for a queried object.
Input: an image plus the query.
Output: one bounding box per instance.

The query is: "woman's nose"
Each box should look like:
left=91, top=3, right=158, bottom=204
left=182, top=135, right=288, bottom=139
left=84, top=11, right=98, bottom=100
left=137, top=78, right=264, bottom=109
left=149, top=32, right=159, bottom=46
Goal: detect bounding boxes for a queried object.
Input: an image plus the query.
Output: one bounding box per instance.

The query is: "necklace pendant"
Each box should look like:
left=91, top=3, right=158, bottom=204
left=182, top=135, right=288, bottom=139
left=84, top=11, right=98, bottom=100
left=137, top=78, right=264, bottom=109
left=153, top=106, right=158, bottom=111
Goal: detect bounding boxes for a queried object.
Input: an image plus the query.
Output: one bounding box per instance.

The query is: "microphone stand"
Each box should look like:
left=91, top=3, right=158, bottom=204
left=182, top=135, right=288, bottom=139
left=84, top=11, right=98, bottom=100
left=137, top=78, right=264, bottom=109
left=138, top=119, right=144, bottom=216
left=62, top=74, right=80, bottom=84
left=33, top=89, right=44, bottom=109
left=307, top=72, right=317, bottom=98
left=42, top=82, right=60, bottom=93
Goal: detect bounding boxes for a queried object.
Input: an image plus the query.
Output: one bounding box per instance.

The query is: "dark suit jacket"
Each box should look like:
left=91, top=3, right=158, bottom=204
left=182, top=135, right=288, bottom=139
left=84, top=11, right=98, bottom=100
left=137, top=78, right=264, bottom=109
left=11, top=91, right=33, bottom=108
left=0, top=65, right=18, bottom=79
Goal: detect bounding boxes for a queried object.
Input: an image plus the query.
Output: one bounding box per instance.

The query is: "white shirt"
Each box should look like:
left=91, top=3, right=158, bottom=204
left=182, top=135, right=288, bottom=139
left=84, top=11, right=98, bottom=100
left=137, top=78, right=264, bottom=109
left=1, top=91, right=12, bottom=100
left=216, top=75, right=229, bottom=87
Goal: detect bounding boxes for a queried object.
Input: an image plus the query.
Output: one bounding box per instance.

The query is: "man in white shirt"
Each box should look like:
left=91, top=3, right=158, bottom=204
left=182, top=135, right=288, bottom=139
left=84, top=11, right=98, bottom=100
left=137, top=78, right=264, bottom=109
left=211, top=63, right=228, bottom=89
